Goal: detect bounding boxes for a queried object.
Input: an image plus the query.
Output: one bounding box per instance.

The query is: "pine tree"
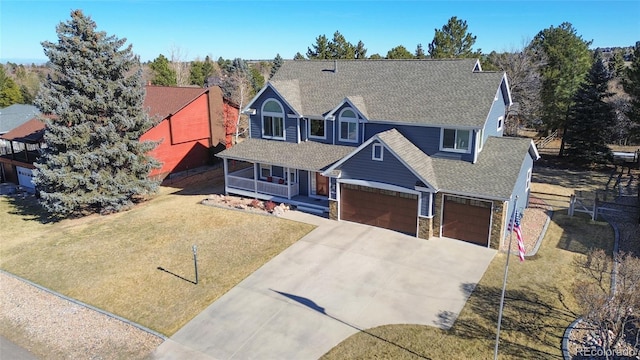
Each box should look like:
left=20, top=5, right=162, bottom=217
left=386, top=45, right=413, bottom=59
left=428, top=16, right=480, bottom=59
left=149, top=54, right=177, bottom=86
left=414, top=44, right=426, bottom=59
left=34, top=9, right=160, bottom=217
left=270, top=53, right=283, bottom=79
left=0, top=65, right=24, bottom=106
left=564, top=53, right=616, bottom=164
left=623, top=43, right=640, bottom=141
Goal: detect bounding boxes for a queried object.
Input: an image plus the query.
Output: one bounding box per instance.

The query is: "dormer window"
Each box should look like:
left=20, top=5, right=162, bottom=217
left=339, top=108, right=358, bottom=143
left=441, top=128, right=470, bottom=152
left=262, top=99, right=285, bottom=140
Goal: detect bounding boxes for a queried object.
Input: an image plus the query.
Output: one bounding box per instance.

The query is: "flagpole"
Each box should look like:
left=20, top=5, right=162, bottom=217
left=494, top=195, right=518, bottom=360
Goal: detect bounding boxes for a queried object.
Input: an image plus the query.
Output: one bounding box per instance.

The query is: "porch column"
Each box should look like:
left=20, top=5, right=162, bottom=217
left=286, top=166, right=291, bottom=199
left=223, top=158, right=229, bottom=195
left=253, top=163, right=258, bottom=196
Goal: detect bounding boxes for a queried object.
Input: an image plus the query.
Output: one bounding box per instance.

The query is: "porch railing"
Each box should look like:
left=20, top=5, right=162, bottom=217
left=227, top=168, right=299, bottom=198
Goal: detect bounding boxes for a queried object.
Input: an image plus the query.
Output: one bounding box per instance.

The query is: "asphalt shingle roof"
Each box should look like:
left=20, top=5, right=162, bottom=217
left=268, top=59, right=505, bottom=127
left=143, top=86, right=208, bottom=119
left=217, top=139, right=355, bottom=172
left=0, top=104, right=40, bottom=134
left=375, top=129, right=438, bottom=189
left=431, top=136, right=534, bottom=199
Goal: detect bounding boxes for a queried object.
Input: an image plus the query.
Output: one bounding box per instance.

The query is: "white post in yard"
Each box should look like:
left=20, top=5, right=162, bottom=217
left=286, top=167, right=291, bottom=199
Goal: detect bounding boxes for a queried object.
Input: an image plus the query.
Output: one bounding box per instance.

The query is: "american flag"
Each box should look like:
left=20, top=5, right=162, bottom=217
left=509, top=210, right=525, bottom=262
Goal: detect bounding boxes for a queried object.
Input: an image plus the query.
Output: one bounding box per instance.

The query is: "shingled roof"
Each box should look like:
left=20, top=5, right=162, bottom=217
left=143, top=86, right=208, bottom=120
left=0, top=104, right=40, bottom=134
left=431, top=136, right=535, bottom=200
left=265, top=59, right=507, bottom=128
left=216, top=139, right=354, bottom=172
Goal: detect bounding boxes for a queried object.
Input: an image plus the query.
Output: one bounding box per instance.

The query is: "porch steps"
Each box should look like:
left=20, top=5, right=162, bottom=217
left=295, top=205, right=327, bottom=215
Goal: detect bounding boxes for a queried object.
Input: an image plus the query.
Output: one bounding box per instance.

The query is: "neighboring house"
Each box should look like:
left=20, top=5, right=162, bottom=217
left=0, top=104, right=42, bottom=188
left=217, top=59, right=539, bottom=248
left=0, top=86, right=239, bottom=186
left=142, top=85, right=239, bottom=179
left=0, top=118, right=45, bottom=190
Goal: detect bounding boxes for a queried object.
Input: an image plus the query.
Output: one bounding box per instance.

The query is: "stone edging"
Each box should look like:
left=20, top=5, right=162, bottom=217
left=0, top=269, right=167, bottom=341
left=562, top=317, right=583, bottom=360
left=526, top=209, right=552, bottom=257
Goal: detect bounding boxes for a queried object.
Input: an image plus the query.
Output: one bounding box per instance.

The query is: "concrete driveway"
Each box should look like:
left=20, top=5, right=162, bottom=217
left=151, top=212, right=496, bottom=360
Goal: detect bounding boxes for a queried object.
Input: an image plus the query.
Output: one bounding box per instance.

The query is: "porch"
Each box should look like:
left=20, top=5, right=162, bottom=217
left=224, top=162, right=329, bottom=213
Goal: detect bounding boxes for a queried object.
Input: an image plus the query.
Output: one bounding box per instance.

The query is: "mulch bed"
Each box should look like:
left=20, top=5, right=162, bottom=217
left=501, top=196, right=551, bottom=256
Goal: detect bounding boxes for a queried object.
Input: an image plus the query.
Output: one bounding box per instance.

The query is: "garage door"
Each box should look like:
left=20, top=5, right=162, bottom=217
left=340, top=183, right=418, bottom=236
left=442, top=196, right=492, bottom=246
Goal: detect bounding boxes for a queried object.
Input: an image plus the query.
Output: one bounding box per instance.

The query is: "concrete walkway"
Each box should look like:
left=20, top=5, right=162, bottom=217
left=152, top=212, right=496, bottom=360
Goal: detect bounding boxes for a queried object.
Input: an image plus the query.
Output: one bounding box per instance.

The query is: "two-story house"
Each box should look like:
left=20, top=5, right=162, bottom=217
left=216, top=59, right=539, bottom=249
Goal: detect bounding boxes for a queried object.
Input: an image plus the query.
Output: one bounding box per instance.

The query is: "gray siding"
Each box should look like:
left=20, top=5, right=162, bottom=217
left=420, top=191, right=433, bottom=217
left=249, top=86, right=299, bottom=143
left=365, top=123, right=441, bottom=155
left=338, top=141, right=419, bottom=189
left=483, top=84, right=507, bottom=139
left=504, top=153, right=534, bottom=239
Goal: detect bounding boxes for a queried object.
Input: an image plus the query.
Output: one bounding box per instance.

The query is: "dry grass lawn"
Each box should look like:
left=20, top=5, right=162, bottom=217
left=0, top=185, right=315, bottom=336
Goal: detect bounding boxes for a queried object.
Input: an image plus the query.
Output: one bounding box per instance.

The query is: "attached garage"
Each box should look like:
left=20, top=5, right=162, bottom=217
left=442, top=195, right=492, bottom=246
left=340, top=183, right=418, bottom=236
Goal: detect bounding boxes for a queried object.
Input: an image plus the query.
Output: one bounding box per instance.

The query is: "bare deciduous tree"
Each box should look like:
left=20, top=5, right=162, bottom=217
left=574, top=249, right=640, bottom=357
left=169, top=44, right=189, bottom=86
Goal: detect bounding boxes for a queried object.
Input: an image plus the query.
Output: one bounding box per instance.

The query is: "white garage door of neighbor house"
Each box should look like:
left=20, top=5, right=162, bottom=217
left=16, top=166, right=35, bottom=190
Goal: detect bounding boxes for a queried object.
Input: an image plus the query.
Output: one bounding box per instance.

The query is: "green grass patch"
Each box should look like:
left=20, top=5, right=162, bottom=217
left=321, top=213, right=614, bottom=359
left=0, top=188, right=315, bottom=336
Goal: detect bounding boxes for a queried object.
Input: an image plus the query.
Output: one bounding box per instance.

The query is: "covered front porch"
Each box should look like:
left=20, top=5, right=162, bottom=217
left=216, top=138, right=355, bottom=214
left=223, top=160, right=329, bottom=214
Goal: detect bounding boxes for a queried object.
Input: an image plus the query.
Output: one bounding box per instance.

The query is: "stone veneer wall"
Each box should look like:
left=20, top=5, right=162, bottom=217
left=418, top=217, right=433, bottom=239
left=329, top=200, right=338, bottom=220
left=490, top=200, right=507, bottom=250
left=433, top=192, right=443, bottom=237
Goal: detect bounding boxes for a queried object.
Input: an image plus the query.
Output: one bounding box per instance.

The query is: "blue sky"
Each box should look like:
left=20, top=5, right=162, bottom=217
left=1, top=0, right=639, bottom=64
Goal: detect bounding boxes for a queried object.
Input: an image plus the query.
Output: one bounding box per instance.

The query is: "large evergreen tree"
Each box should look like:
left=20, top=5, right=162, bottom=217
left=270, top=53, right=283, bottom=79
left=305, top=31, right=364, bottom=59
left=564, top=53, right=616, bottom=164
left=34, top=10, right=160, bottom=217
left=623, top=43, right=640, bottom=142
left=149, top=54, right=177, bottom=86
left=428, top=16, right=479, bottom=59
left=530, top=22, right=592, bottom=155
left=189, top=55, right=214, bottom=87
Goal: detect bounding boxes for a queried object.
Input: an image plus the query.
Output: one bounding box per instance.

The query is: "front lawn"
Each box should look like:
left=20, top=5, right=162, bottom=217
left=321, top=213, right=614, bottom=359
left=0, top=186, right=315, bottom=336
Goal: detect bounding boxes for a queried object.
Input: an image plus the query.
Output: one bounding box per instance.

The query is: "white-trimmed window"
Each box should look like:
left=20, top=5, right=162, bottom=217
left=525, top=168, right=531, bottom=191
left=284, top=169, right=297, bottom=183
left=497, top=116, right=503, bottom=131
left=372, top=143, right=384, bottom=161
left=309, top=118, right=325, bottom=139
left=477, top=128, right=484, bottom=151
left=260, top=164, right=272, bottom=179
left=339, top=108, right=358, bottom=143
left=441, top=128, right=471, bottom=152
left=262, top=99, right=285, bottom=140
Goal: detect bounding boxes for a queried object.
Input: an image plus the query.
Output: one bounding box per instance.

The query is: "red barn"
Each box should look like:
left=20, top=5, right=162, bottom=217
left=141, top=85, right=239, bottom=179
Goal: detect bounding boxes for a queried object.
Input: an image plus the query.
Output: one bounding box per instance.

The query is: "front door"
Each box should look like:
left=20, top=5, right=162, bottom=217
left=315, top=172, right=328, bottom=196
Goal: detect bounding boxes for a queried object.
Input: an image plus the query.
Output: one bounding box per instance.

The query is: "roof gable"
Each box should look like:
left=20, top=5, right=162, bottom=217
left=268, top=59, right=506, bottom=127
left=324, top=128, right=438, bottom=190
left=144, top=86, right=208, bottom=119
left=0, top=118, right=45, bottom=143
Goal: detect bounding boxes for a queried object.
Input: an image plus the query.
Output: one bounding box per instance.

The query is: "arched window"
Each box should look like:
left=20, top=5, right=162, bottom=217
left=262, top=99, right=285, bottom=140
left=339, top=108, right=358, bottom=143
